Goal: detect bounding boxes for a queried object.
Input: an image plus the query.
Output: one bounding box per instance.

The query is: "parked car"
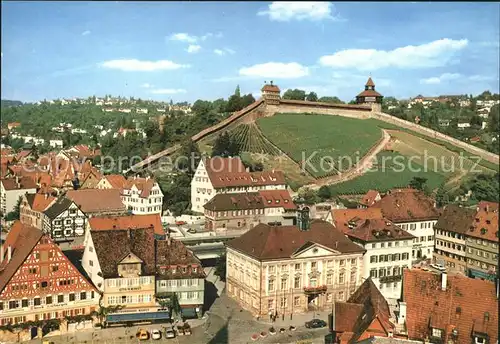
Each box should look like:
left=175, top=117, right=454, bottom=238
left=151, top=329, right=162, bottom=340
left=165, top=328, right=176, bottom=339
left=430, top=263, right=446, bottom=271
left=305, top=319, right=327, bottom=329
left=136, top=329, right=150, bottom=340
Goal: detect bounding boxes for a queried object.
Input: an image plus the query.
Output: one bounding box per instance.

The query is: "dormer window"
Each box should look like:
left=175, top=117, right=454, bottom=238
left=431, top=328, right=443, bottom=338
left=182, top=267, right=187, bottom=273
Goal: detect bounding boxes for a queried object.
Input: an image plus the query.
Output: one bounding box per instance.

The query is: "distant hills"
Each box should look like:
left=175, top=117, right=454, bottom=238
left=1, top=99, right=23, bottom=108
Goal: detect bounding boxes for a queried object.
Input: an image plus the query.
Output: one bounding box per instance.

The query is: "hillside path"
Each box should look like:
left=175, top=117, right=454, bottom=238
left=303, top=129, right=391, bottom=191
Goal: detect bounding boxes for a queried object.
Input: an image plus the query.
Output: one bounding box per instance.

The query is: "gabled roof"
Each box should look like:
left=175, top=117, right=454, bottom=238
left=226, top=220, right=365, bottom=261
left=344, top=218, right=415, bottom=243
left=156, top=239, right=206, bottom=279
left=468, top=201, right=498, bottom=242
left=402, top=269, right=498, bottom=344
left=334, top=278, right=394, bottom=343
left=66, top=189, right=126, bottom=214
left=1, top=176, right=37, bottom=191
left=434, top=205, right=476, bottom=234
left=0, top=222, right=43, bottom=293
left=204, top=190, right=296, bottom=211
left=357, top=89, right=383, bottom=98
left=372, top=189, right=440, bottom=222
left=43, top=196, right=75, bottom=219
left=91, top=227, right=156, bottom=278
left=365, top=77, right=375, bottom=87
left=261, top=84, right=281, bottom=92
left=360, top=190, right=380, bottom=207
left=103, top=174, right=127, bottom=189
left=89, top=214, right=164, bottom=236
left=24, top=193, right=57, bottom=212
left=332, top=208, right=383, bottom=233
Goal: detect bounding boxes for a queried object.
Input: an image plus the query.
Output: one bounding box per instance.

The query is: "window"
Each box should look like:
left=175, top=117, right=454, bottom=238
left=294, top=276, right=301, bottom=288
left=46, top=296, right=52, bottom=305
left=69, top=293, right=75, bottom=302
left=21, top=299, right=28, bottom=308
left=311, top=262, right=317, bottom=270
left=339, top=273, right=345, bottom=284
left=350, top=259, right=356, bottom=265
left=280, top=297, right=287, bottom=308
left=370, top=269, right=378, bottom=278
left=350, top=271, right=356, bottom=283
left=370, top=256, right=378, bottom=263
left=268, top=266, right=275, bottom=274
left=310, top=278, right=317, bottom=287
left=268, top=299, right=274, bottom=310
left=381, top=242, right=385, bottom=248
left=268, top=279, right=275, bottom=291
left=280, top=278, right=287, bottom=290
left=295, top=263, right=301, bottom=270
left=58, top=295, right=64, bottom=303
left=326, top=274, right=333, bottom=285
left=339, top=260, right=345, bottom=266
left=379, top=269, right=386, bottom=277
left=432, top=328, right=443, bottom=338
left=388, top=242, right=392, bottom=247
left=80, top=292, right=87, bottom=300
left=52, top=265, right=59, bottom=272
left=294, top=296, right=301, bottom=306
left=338, top=291, right=345, bottom=301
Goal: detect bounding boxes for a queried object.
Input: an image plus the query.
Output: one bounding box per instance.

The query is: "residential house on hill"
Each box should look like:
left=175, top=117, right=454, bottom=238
left=81, top=226, right=162, bottom=324
left=156, top=238, right=206, bottom=319
left=333, top=208, right=414, bottom=300
left=203, top=189, right=297, bottom=231
left=331, top=278, right=395, bottom=344
left=191, top=156, right=287, bottom=213
left=225, top=218, right=365, bottom=317
left=0, top=177, right=37, bottom=216
left=372, top=189, right=440, bottom=262
left=358, top=190, right=381, bottom=209
left=0, top=221, right=99, bottom=327
left=398, top=269, right=498, bottom=344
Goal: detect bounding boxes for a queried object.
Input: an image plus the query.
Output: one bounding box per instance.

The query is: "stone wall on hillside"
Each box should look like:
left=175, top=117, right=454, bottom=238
left=371, top=112, right=499, bottom=165
left=265, top=103, right=372, bottom=119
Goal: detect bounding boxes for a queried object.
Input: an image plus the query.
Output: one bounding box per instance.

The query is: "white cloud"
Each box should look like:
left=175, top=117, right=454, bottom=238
left=101, top=59, right=189, bottom=72
left=420, top=73, right=461, bottom=85
left=141, top=83, right=153, bottom=88
left=150, top=88, right=187, bottom=94
left=200, top=32, right=223, bottom=41
left=239, top=62, right=309, bottom=79
left=214, top=48, right=236, bottom=56
left=169, top=33, right=198, bottom=43
left=186, top=45, right=201, bottom=53
left=319, top=38, right=469, bottom=70
left=258, top=2, right=337, bottom=22
left=468, top=75, right=495, bottom=82
left=81, top=30, right=91, bottom=36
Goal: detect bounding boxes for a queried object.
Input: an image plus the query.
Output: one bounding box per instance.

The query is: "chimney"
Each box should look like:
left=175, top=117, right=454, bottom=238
left=45, top=193, right=48, bottom=200
left=0, top=245, right=4, bottom=263
left=441, top=271, right=447, bottom=291
left=7, top=246, right=12, bottom=263
left=15, top=175, right=19, bottom=186
left=397, top=301, right=407, bottom=325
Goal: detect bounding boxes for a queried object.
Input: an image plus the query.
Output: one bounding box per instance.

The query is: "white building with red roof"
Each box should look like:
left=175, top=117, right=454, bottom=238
left=190, top=156, right=287, bottom=213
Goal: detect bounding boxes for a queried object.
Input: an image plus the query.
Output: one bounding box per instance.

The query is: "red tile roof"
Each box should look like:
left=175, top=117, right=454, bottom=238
left=0, top=176, right=37, bottom=190
left=261, top=84, right=281, bottom=92
left=103, top=174, right=127, bottom=189
left=204, top=190, right=296, bottom=211
left=125, top=177, right=156, bottom=198
left=156, top=239, right=206, bottom=279
left=24, top=193, right=57, bottom=212
left=468, top=201, right=498, bottom=242
left=372, top=189, right=440, bottom=222
left=227, top=220, right=365, bottom=260
left=344, top=218, right=415, bottom=243
left=65, top=189, right=126, bottom=214
left=357, top=89, right=383, bottom=98
left=365, top=77, right=375, bottom=87
left=89, top=214, right=164, bottom=236
left=402, top=269, right=498, bottom=344
left=332, top=208, right=383, bottom=233
left=360, top=190, right=380, bottom=207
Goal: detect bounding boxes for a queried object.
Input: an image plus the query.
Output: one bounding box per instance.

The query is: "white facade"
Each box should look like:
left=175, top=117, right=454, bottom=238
left=0, top=182, right=37, bottom=216
left=190, top=159, right=287, bottom=213
left=82, top=227, right=105, bottom=291
left=358, top=239, right=413, bottom=300
left=49, top=139, right=64, bottom=148
left=394, top=220, right=437, bottom=261
left=122, top=182, right=164, bottom=215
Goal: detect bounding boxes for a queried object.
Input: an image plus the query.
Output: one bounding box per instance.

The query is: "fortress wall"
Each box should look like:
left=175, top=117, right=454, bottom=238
left=266, top=103, right=372, bottom=119
left=371, top=112, right=499, bottom=165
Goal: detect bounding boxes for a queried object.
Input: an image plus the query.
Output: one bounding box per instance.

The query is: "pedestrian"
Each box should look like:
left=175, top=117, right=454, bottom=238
left=269, top=311, right=272, bottom=322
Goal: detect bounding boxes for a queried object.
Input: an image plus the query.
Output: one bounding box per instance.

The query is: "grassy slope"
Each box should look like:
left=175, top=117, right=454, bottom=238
left=257, top=113, right=383, bottom=178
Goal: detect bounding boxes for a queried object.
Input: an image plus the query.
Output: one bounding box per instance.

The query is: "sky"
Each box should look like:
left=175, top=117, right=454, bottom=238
left=1, top=1, right=499, bottom=103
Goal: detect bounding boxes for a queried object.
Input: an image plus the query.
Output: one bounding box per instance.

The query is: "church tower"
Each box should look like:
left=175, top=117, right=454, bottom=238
left=261, top=81, right=281, bottom=105
left=356, top=77, right=383, bottom=111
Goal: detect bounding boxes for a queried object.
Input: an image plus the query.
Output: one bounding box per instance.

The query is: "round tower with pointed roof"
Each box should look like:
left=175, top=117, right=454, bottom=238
left=356, top=77, right=383, bottom=112
left=261, top=81, right=281, bottom=105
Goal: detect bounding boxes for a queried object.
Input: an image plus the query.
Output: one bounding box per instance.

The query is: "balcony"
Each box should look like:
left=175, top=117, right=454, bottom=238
left=303, top=285, right=327, bottom=295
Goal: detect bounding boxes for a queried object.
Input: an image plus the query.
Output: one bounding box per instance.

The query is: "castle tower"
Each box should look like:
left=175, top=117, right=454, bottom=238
left=356, top=77, right=383, bottom=111
left=261, top=81, right=281, bottom=105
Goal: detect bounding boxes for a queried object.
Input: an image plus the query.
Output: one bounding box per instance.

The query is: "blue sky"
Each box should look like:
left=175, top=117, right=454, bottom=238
left=1, top=1, right=499, bottom=103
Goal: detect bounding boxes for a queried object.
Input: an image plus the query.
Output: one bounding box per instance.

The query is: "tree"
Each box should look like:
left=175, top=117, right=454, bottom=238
left=282, top=89, right=306, bottom=101
left=409, top=177, right=428, bottom=191
left=488, top=104, right=499, bottom=133
left=94, top=304, right=124, bottom=326
left=169, top=292, right=182, bottom=320
left=297, top=187, right=319, bottom=205
left=306, top=92, right=318, bottom=102
left=5, top=196, right=22, bottom=221
left=470, top=115, right=483, bottom=128
left=214, top=253, right=227, bottom=282
left=317, top=185, right=332, bottom=201
left=318, top=96, right=344, bottom=104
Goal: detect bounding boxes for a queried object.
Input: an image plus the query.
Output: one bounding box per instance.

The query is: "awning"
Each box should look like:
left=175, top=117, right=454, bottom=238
left=181, top=308, right=197, bottom=318
left=106, top=311, right=170, bottom=323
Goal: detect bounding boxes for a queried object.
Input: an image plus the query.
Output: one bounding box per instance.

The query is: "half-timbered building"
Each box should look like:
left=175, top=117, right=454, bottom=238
left=0, top=221, right=99, bottom=326
left=42, top=197, right=87, bottom=249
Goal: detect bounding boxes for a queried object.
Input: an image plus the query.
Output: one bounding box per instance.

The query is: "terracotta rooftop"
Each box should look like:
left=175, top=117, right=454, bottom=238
left=434, top=205, right=477, bottom=234
left=226, top=219, right=365, bottom=261
left=372, top=189, right=440, bottom=222
left=204, top=190, right=296, bottom=211
left=124, top=176, right=157, bottom=198
left=365, top=77, right=375, bottom=87
left=0, top=176, right=37, bottom=191
left=332, top=208, right=383, bottom=233
left=360, top=190, right=380, bottom=207
left=261, top=84, right=281, bottom=93
left=334, top=278, right=394, bottom=343
left=24, top=193, right=57, bottom=212
left=468, top=201, right=498, bottom=242
left=89, top=214, right=164, bottom=236
left=156, top=239, right=206, bottom=279
left=344, top=218, right=415, bottom=243
left=357, top=89, right=383, bottom=98
left=402, top=269, right=498, bottom=344
left=66, top=188, right=126, bottom=214
left=90, top=227, right=156, bottom=278
left=0, top=222, right=43, bottom=293
left=102, top=174, right=127, bottom=189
